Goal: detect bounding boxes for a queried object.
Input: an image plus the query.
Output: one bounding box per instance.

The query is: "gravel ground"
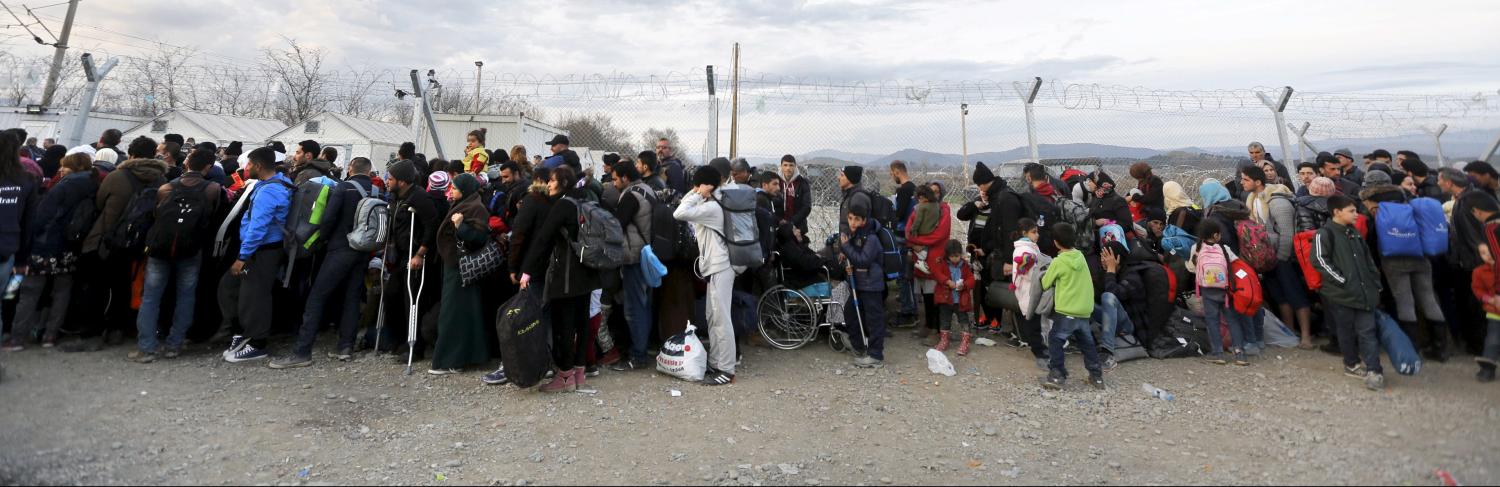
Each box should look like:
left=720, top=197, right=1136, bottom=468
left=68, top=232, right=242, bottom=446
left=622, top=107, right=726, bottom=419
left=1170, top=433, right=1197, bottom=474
left=2, top=330, right=1498, bottom=486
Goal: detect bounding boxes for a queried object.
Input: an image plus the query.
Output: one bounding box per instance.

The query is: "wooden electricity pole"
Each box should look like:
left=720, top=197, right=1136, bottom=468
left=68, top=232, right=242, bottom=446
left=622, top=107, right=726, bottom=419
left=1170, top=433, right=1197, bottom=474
left=40, top=0, right=80, bottom=107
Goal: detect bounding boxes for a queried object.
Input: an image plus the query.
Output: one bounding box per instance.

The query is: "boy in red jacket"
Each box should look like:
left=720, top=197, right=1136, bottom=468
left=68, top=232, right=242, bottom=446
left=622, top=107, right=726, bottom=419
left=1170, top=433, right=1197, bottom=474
left=934, top=240, right=978, bottom=356
left=1466, top=192, right=1500, bottom=383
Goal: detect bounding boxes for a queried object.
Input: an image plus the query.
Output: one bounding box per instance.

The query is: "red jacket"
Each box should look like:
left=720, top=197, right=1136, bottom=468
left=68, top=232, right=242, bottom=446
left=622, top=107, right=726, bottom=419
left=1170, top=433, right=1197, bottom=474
left=1473, top=220, right=1500, bottom=318
left=934, top=259, right=976, bottom=312
left=906, top=202, right=952, bottom=280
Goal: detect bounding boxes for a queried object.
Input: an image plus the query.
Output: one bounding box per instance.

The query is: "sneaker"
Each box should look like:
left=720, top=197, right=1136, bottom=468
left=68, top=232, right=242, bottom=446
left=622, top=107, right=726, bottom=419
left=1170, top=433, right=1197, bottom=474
left=1042, top=371, right=1065, bottom=390
left=1343, top=364, right=1367, bottom=379
left=852, top=355, right=884, bottom=369
left=224, top=343, right=269, bottom=363
left=703, top=369, right=736, bottom=386
left=1101, top=355, right=1119, bottom=373
left=41, top=334, right=56, bottom=348
left=126, top=350, right=157, bottom=363
left=222, top=335, right=247, bottom=358
left=1, top=338, right=23, bottom=352
left=1035, top=357, right=1049, bottom=371
left=1233, top=351, right=1250, bottom=367
left=1365, top=372, right=1385, bottom=391
left=609, top=359, right=641, bottom=372
left=482, top=366, right=509, bottom=385
left=1004, top=335, right=1025, bottom=348
left=598, top=348, right=621, bottom=366
left=269, top=355, right=313, bottom=369
left=427, top=368, right=461, bottom=376
left=1206, top=354, right=1228, bottom=365
left=586, top=365, right=601, bottom=378
left=1087, top=374, right=1105, bottom=390
left=539, top=368, right=576, bottom=393
left=326, top=348, right=354, bottom=361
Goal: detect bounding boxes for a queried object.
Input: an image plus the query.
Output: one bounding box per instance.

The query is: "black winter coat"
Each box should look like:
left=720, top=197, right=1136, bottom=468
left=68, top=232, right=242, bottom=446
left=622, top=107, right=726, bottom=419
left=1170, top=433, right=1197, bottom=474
left=29, top=171, right=95, bottom=258
left=523, top=188, right=602, bottom=299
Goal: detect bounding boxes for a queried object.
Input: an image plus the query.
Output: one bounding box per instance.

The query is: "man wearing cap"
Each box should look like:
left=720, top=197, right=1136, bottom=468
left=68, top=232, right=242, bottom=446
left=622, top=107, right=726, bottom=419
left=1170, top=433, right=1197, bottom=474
left=377, top=160, right=443, bottom=359
left=655, top=137, right=688, bottom=198
left=542, top=135, right=570, bottom=170
left=779, top=155, right=812, bottom=234
left=838, top=166, right=871, bottom=236
left=673, top=166, right=738, bottom=385
left=1339, top=148, right=1365, bottom=185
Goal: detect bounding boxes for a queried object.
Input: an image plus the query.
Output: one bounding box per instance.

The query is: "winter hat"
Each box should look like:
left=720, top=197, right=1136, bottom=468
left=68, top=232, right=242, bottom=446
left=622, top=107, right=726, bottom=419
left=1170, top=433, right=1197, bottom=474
left=453, top=172, right=480, bottom=197
left=1363, top=169, right=1392, bottom=186
left=843, top=165, right=864, bottom=185
left=225, top=141, right=243, bottom=156
left=849, top=204, right=870, bottom=220
left=1334, top=148, right=1354, bottom=159
left=1144, top=206, right=1167, bottom=223
left=972, top=162, right=995, bottom=185
left=388, top=160, right=418, bottom=184
left=428, top=171, right=451, bottom=192
left=691, top=166, right=722, bottom=189
left=1308, top=177, right=1337, bottom=197
left=1198, top=179, right=1230, bottom=206
left=93, top=147, right=117, bottom=163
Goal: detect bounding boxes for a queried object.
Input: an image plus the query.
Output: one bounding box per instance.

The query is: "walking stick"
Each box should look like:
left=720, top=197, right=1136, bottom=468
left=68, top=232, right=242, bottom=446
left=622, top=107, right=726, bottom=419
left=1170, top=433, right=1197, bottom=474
left=404, top=207, right=427, bottom=376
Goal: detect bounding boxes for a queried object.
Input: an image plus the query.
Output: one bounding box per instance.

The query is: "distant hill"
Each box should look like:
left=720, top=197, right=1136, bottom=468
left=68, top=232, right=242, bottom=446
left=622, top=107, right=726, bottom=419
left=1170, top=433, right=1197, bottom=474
left=800, top=149, right=883, bottom=164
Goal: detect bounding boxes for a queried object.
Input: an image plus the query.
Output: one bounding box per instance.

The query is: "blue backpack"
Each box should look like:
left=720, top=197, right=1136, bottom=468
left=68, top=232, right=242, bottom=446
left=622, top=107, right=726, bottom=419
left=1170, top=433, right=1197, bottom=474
left=1409, top=197, right=1449, bottom=257
left=1375, top=201, right=1423, bottom=258
left=1160, top=224, right=1197, bottom=259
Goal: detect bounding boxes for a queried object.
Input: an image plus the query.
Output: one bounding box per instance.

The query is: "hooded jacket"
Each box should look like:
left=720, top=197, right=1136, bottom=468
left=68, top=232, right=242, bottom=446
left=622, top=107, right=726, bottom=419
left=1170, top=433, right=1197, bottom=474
left=1314, top=220, right=1382, bottom=310
left=674, top=190, right=734, bottom=278
left=238, top=172, right=294, bottom=260
left=1247, top=184, right=1297, bottom=260
left=28, top=171, right=94, bottom=258
left=1042, top=248, right=1094, bottom=319
left=1473, top=219, right=1500, bottom=319
left=838, top=185, right=873, bottom=236
left=523, top=187, right=603, bottom=299
left=507, top=183, right=554, bottom=276
left=292, top=159, right=336, bottom=186
left=388, top=182, right=441, bottom=269
left=906, top=198, right=952, bottom=281
left=1011, top=237, right=1051, bottom=318
left=1294, top=195, right=1331, bottom=233
left=840, top=222, right=885, bottom=292
left=982, top=180, right=1026, bottom=270
left=934, top=257, right=976, bottom=312
left=84, top=157, right=169, bottom=254
left=615, top=180, right=655, bottom=265
left=1102, top=245, right=1150, bottom=332
left=781, top=172, right=812, bottom=234
left=1087, top=172, right=1133, bottom=226
left=1449, top=187, right=1497, bottom=270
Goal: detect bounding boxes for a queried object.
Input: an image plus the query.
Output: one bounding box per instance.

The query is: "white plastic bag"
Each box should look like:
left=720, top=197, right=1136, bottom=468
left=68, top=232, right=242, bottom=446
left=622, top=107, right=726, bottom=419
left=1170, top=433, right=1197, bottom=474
left=1262, top=309, right=1300, bottom=348
left=657, top=324, right=708, bottom=382
left=925, top=349, right=956, bottom=377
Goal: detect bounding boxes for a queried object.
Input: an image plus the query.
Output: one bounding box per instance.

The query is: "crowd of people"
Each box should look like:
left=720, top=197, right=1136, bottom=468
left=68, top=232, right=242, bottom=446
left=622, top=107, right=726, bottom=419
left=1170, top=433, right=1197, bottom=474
left=2, top=124, right=1499, bottom=393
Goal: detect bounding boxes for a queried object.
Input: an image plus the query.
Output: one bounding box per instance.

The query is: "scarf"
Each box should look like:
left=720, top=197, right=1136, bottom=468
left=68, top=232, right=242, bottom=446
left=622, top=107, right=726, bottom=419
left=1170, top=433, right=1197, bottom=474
left=1163, top=180, right=1195, bottom=216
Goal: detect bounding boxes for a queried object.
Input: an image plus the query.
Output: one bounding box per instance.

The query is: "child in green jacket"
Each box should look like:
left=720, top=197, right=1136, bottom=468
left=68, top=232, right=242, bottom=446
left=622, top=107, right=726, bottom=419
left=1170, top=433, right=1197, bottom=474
left=1041, top=222, right=1103, bottom=390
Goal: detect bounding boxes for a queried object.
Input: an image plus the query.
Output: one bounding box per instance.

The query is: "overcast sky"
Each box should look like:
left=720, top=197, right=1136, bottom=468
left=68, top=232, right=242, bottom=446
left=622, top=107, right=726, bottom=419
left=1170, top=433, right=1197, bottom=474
left=5, top=0, right=1499, bottom=157
left=3, top=0, right=1494, bottom=93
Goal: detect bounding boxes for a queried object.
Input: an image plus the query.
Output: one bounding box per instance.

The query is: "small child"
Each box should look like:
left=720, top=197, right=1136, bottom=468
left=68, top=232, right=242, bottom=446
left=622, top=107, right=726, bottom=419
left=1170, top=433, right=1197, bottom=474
left=933, top=240, right=977, bottom=355
left=909, top=185, right=941, bottom=274
left=1011, top=219, right=1053, bottom=370
left=1467, top=192, right=1500, bottom=383
left=1187, top=219, right=1254, bottom=366
left=1040, top=222, right=1103, bottom=390
left=1312, top=195, right=1387, bottom=391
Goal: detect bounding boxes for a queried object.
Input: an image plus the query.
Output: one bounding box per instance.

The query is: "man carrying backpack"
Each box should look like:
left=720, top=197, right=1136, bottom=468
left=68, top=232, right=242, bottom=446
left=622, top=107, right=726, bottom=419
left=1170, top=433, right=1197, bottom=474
left=128, top=150, right=225, bottom=363
left=838, top=166, right=872, bottom=236
left=271, top=157, right=379, bottom=368
left=608, top=161, right=657, bottom=372
left=1241, top=166, right=1312, bottom=349
left=221, top=148, right=296, bottom=363
left=67, top=136, right=168, bottom=352
left=673, top=166, right=737, bottom=386
left=291, top=140, right=335, bottom=185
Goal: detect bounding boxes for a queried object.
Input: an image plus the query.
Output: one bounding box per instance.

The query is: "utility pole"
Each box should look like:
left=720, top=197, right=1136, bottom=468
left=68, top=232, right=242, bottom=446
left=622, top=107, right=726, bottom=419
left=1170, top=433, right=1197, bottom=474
left=64, top=53, right=115, bottom=148
left=729, top=43, right=740, bottom=161
left=474, top=61, right=483, bottom=113
left=40, top=0, right=80, bottom=108
left=706, top=65, right=718, bottom=160
left=961, top=103, right=969, bottom=177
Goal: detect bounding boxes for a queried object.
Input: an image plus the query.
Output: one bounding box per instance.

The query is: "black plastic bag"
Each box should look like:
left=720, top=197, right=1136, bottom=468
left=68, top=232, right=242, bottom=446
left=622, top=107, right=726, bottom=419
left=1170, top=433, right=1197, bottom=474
left=495, top=291, right=551, bottom=388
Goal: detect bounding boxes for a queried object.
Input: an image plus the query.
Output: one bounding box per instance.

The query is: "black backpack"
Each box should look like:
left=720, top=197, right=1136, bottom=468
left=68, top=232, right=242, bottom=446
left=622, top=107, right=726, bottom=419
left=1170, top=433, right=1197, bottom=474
left=146, top=181, right=214, bottom=259
left=861, top=189, right=895, bottom=228
left=64, top=194, right=98, bottom=249
left=630, top=186, right=680, bottom=263
left=104, top=171, right=161, bottom=255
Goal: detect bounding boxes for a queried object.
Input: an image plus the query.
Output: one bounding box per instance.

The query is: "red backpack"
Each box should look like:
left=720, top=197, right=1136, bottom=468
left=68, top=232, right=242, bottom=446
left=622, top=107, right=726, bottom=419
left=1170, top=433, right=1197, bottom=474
left=1235, top=219, right=1277, bottom=273
left=1293, top=230, right=1321, bottom=291
left=1228, top=259, right=1263, bottom=317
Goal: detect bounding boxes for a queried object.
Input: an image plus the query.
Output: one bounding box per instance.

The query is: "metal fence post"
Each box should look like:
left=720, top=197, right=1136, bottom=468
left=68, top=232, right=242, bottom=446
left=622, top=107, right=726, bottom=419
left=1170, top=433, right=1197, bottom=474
left=1288, top=121, right=1318, bottom=164
left=1483, top=128, right=1500, bottom=167
left=1013, top=77, right=1043, bottom=163
left=1257, top=86, right=1295, bottom=184
left=63, top=53, right=116, bottom=148
left=1422, top=124, right=1448, bottom=167
left=410, top=69, right=445, bottom=161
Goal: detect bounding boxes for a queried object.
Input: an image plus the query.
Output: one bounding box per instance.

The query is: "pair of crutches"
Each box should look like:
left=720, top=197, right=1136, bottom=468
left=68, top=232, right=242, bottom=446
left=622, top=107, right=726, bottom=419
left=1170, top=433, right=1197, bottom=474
left=373, top=207, right=425, bottom=375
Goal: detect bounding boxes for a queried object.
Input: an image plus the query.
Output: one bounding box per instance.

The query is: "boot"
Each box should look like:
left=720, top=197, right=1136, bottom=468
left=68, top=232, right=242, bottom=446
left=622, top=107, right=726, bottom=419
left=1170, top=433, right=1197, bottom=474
left=957, top=333, right=974, bottom=356
left=572, top=366, right=587, bottom=391
left=1429, top=323, right=1453, bottom=363
left=540, top=368, right=576, bottom=393
left=935, top=331, right=951, bottom=352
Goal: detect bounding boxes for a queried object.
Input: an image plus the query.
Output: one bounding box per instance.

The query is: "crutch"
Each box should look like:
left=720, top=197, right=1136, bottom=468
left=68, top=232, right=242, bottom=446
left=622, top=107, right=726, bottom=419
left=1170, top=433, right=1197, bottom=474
left=404, top=207, right=427, bottom=376
left=846, top=265, right=869, bottom=352
left=372, top=267, right=387, bottom=354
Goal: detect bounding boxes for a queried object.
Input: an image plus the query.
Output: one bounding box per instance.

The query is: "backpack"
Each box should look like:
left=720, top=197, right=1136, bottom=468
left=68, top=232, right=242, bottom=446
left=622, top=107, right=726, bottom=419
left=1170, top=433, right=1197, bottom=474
left=104, top=171, right=161, bottom=255
left=874, top=226, right=902, bottom=280
left=284, top=176, right=337, bottom=257
left=1409, top=197, right=1449, bottom=257
left=145, top=180, right=214, bottom=259
left=1058, top=198, right=1094, bottom=253
left=64, top=194, right=98, bottom=248
left=346, top=183, right=389, bottom=252
left=563, top=196, right=627, bottom=270
left=1194, top=243, right=1230, bottom=290
left=1293, top=230, right=1322, bottom=291
left=1160, top=224, right=1197, bottom=259
left=1374, top=201, right=1423, bottom=258
left=1098, top=223, right=1128, bottom=251
left=1228, top=259, right=1263, bottom=317
left=1017, top=191, right=1061, bottom=254
left=717, top=187, right=765, bottom=269
left=631, top=186, right=680, bottom=263
left=862, top=189, right=895, bottom=228
left=1234, top=219, right=1276, bottom=272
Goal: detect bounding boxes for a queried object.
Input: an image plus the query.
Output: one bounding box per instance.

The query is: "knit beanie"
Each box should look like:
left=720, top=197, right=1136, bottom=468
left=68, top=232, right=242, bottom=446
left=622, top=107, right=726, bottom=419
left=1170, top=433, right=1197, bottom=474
left=1363, top=169, right=1392, bottom=187
left=453, top=172, right=480, bottom=196
left=972, top=162, right=995, bottom=185
left=691, top=166, right=722, bottom=189
left=1309, top=177, right=1337, bottom=197
left=843, top=166, right=864, bottom=185
left=428, top=171, right=451, bottom=192
left=388, top=160, right=418, bottom=183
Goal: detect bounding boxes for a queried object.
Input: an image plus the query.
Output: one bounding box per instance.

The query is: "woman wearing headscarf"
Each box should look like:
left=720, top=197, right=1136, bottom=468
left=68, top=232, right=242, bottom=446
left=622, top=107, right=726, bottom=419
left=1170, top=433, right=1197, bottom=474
left=37, top=144, right=66, bottom=182
left=427, top=173, right=493, bottom=375
left=1199, top=178, right=1248, bottom=251
left=522, top=166, right=602, bottom=392
left=906, top=182, right=953, bottom=342
left=1087, top=170, right=1133, bottom=229
left=1162, top=180, right=1200, bottom=231
left=1128, top=162, right=1165, bottom=217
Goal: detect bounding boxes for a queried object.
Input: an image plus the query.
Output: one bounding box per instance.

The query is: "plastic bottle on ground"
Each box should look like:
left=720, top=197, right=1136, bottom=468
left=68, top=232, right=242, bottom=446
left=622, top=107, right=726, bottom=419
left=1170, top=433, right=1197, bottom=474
left=1141, top=383, right=1174, bottom=401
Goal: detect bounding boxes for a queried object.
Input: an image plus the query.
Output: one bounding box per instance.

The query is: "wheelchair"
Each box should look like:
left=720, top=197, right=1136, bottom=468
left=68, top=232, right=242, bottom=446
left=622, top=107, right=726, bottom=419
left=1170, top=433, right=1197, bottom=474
left=755, top=252, right=860, bottom=353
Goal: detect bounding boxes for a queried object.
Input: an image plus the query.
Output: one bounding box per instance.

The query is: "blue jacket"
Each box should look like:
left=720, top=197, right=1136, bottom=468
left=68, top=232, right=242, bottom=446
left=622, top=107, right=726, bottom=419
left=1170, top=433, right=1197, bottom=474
left=0, top=173, right=40, bottom=261
left=29, top=171, right=96, bottom=258
left=238, top=173, right=294, bottom=260
left=840, top=224, right=885, bottom=292
left=542, top=154, right=565, bottom=169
